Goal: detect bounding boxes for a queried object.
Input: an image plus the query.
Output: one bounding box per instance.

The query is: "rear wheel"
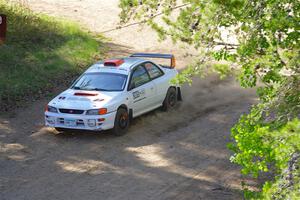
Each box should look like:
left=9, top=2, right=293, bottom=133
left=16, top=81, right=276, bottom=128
left=112, top=108, right=129, bottom=136
left=162, top=87, right=177, bottom=111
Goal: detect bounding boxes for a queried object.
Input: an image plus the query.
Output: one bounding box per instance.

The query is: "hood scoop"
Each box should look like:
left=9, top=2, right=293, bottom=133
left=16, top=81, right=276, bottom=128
left=74, top=92, right=98, bottom=96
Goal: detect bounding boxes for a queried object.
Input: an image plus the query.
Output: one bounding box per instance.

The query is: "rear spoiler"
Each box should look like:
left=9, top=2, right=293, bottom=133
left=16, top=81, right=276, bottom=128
left=130, top=53, right=176, bottom=68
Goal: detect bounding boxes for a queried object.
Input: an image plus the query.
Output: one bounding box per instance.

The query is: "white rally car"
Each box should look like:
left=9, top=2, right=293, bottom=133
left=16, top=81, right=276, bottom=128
left=45, top=53, right=182, bottom=135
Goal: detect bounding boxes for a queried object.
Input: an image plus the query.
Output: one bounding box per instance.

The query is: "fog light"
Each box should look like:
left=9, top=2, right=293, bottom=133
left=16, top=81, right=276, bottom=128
left=47, top=120, right=55, bottom=124
left=98, top=118, right=105, bottom=122
left=87, top=119, right=96, bottom=127
left=46, top=116, right=55, bottom=124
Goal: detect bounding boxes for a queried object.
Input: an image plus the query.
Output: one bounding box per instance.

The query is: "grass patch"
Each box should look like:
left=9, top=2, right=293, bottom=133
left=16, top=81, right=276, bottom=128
left=0, top=1, right=105, bottom=110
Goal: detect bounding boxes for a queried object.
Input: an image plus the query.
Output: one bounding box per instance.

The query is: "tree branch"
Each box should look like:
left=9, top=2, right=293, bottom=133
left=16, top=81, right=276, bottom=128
left=100, top=3, right=191, bottom=33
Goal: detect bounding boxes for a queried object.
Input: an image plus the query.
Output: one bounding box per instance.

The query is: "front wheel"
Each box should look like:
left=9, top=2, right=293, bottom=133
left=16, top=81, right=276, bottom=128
left=162, top=87, right=177, bottom=111
left=112, top=108, right=130, bottom=136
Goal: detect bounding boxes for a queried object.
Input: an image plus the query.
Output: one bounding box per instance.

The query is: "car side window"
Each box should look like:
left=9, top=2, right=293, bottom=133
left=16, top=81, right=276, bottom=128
left=130, top=65, right=151, bottom=89
left=144, top=62, right=164, bottom=79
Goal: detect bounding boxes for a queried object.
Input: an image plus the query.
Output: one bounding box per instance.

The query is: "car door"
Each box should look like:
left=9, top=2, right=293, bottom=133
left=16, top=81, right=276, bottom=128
left=128, top=64, right=156, bottom=117
left=143, top=62, right=167, bottom=105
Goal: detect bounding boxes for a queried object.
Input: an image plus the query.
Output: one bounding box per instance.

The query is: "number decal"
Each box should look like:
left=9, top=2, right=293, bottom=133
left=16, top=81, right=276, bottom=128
left=132, top=89, right=145, bottom=100
left=132, top=91, right=140, bottom=99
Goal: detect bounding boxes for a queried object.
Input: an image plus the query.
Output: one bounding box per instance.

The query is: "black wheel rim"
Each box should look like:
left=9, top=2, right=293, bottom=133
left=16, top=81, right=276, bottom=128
left=119, top=113, right=128, bottom=129
left=168, top=92, right=176, bottom=107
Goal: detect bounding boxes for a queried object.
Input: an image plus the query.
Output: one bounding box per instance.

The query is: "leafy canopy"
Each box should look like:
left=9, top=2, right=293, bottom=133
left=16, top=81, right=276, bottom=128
left=119, top=0, right=300, bottom=199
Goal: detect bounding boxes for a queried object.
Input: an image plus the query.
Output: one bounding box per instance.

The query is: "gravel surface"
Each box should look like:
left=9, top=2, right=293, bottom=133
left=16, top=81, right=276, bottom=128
left=1, top=1, right=257, bottom=199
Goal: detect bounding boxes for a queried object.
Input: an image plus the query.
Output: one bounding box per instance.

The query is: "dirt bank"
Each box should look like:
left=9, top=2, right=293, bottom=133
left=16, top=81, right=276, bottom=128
left=1, top=1, right=257, bottom=199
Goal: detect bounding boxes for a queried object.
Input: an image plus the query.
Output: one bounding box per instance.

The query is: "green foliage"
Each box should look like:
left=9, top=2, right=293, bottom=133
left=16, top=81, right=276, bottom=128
left=230, top=118, right=300, bottom=199
left=119, top=0, right=300, bottom=198
left=212, top=63, right=231, bottom=79
left=0, top=1, right=104, bottom=109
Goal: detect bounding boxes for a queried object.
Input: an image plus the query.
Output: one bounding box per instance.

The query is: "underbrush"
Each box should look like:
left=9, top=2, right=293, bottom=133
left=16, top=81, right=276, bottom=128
left=0, top=0, right=105, bottom=111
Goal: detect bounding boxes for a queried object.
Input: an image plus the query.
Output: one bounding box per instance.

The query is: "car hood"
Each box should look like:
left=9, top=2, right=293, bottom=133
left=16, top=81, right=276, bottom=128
left=48, top=89, right=121, bottom=111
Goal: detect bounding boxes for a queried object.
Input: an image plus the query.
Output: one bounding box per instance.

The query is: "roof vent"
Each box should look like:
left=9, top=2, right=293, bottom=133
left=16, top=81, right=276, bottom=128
left=104, top=59, right=124, bottom=67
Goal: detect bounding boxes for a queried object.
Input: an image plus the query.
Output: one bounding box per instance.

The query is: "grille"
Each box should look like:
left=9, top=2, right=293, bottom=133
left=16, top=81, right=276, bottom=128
left=59, top=109, right=84, bottom=114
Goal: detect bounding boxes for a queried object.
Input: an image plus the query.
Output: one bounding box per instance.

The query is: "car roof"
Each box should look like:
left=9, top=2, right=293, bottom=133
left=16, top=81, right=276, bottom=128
left=85, top=57, right=146, bottom=75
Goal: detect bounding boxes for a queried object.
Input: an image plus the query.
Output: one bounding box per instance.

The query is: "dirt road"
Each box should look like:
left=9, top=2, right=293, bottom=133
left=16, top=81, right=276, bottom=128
left=1, top=1, right=257, bottom=199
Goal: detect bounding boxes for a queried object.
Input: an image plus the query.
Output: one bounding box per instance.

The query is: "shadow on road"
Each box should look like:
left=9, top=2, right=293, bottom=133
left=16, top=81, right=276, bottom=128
left=0, top=75, right=257, bottom=200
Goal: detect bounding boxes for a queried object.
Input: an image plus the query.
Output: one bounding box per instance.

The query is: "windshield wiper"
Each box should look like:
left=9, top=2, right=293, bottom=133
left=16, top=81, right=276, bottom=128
left=90, top=88, right=110, bottom=91
left=72, top=86, right=82, bottom=90
left=73, top=87, right=115, bottom=91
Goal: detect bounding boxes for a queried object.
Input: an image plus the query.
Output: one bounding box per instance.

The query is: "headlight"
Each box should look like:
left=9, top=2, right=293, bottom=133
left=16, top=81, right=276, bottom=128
left=46, top=105, right=58, bottom=113
left=86, top=108, right=107, bottom=115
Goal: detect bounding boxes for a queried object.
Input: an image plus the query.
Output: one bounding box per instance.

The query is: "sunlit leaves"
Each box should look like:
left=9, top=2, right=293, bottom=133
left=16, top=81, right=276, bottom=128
left=230, top=117, right=300, bottom=199
left=118, top=1, right=300, bottom=198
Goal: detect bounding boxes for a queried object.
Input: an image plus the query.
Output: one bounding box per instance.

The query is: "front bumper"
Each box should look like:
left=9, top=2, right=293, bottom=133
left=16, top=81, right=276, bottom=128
left=45, top=111, right=117, bottom=131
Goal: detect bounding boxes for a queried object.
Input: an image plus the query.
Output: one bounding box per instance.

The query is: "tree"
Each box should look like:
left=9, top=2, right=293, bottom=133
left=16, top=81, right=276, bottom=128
left=119, top=0, right=300, bottom=198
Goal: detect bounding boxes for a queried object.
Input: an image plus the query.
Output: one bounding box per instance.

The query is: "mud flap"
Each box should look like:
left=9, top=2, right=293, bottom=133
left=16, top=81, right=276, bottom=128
left=177, top=87, right=182, bottom=101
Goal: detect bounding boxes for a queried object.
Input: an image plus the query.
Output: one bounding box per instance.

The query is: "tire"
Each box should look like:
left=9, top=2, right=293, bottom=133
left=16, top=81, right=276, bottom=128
left=162, top=87, right=177, bottom=111
left=112, top=108, right=130, bottom=136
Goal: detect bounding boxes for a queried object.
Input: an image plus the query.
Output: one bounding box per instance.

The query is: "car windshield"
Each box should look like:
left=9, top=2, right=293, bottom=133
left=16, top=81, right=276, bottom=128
left=72, top=72, right=127, bottom=91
